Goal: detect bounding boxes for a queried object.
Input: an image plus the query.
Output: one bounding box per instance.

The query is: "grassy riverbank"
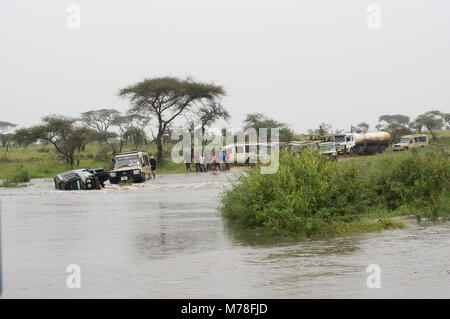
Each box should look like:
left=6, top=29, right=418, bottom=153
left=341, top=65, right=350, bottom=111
left=220, top=146, right=450, bottom=236
left=0, top=143, right=186, bottom=184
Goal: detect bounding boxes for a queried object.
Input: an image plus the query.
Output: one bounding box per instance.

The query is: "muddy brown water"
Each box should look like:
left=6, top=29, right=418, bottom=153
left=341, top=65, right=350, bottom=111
left=0, top=173, right=449, bottom=298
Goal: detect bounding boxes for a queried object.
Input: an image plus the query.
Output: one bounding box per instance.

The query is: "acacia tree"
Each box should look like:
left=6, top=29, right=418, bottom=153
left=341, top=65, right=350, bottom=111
left=11, top=128, right=37, bottom=148
left=80, top=109, right=120, bottom=144
left=378, top=114, right=410, bottom=126
left=414, top=110, right=444, bottom=139
left=198, top=102, right=230, bottom=137
left=0, top=121, right=17, bottom=151
left=444, top=113, right=450, bottom=128
left=112, top=114, right=151, bottom=152
left=386, top=123, right=412, bottom=144
left=315, top=122, right=332, bottom=137
left=357, top=122, right=369, bottom=131
left=33, top=116, right=95, bottom=167
left=119, top=77, right=225, bottom=159
left=244, top=113, right=294, bottom=142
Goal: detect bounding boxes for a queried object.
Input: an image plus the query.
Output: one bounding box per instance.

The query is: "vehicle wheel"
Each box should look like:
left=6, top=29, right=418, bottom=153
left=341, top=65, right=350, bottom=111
left=404, top=147, right=408, bottom=151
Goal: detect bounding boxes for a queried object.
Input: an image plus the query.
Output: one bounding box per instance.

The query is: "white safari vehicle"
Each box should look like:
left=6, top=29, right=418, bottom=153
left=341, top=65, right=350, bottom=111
left=393, top=134, right=429, bottom=151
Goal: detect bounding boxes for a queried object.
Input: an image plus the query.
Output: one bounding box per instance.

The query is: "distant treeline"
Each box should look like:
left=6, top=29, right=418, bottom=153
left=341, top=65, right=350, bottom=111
left=0, top=75, right=449, bottom=166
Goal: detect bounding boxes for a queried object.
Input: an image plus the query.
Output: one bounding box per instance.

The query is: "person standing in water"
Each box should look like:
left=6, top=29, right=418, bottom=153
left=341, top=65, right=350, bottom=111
left=149, top=155, right=157, bottom=179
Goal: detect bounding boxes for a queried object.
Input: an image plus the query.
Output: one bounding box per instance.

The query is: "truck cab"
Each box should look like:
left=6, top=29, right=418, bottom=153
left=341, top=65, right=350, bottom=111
left=333, top=133, right=355, bottom=155
left=393, top=135, right=429, bottom=151
left=109, top=151, right=151, bottom=184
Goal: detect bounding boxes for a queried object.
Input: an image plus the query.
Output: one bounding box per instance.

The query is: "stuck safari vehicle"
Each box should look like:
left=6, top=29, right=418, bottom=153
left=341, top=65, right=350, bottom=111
left=393, top=134, right=429, bottom=151
left=319, top=142, right=337, bottom=159
left=54, top=168, right=109, bottom=190
left=109, top=151, right=152, bottom=184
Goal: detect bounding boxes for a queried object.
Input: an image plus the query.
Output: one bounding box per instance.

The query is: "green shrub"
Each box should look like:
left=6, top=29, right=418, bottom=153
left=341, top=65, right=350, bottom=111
left=220, top=149, right=450, bottom=236
left=37, top=147, right=49, bottom=153
left=9, top=168, right=31, bottom=183
left=0, top=168, right=30, bottom=187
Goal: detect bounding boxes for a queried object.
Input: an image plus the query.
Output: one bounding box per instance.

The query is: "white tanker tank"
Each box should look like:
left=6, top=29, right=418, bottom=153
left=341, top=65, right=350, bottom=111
left=334, top=131, right=391, bottom=155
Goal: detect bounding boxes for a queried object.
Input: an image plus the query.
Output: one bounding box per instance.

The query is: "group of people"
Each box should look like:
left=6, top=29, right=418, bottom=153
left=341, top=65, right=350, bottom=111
left=184, top=151, right=231, bottom=173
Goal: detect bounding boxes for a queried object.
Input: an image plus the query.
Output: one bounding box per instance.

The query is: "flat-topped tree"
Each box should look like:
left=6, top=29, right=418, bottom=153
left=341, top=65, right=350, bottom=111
left=198, top=102, right=230, bottom=137
left=32, top=116, right=97, bottom=167
left=379, top=114, right=410, bottom=127
left=112, top=114, right=151, bottom=153
left=80, top=109, right=120, bottom=144
left=119, top=77, right=225, bottom=159
left=414, top=110, right=444, bottom=139
left=0, top=121, right=17, bottom=134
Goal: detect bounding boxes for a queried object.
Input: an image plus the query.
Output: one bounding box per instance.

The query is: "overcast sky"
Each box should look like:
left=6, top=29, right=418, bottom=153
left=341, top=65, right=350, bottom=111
left=0, top=0, right=449, bottom=133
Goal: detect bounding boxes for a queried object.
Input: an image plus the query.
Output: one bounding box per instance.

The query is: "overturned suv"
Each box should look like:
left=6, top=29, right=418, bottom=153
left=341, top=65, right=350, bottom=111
left=54, top=168, right=110, bottom=190
left=109, top=151, right=152, bottom=184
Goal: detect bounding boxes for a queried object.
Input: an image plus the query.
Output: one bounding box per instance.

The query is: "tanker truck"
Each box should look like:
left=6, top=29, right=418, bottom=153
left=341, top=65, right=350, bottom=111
left=333, top=131, right=391, bottom=155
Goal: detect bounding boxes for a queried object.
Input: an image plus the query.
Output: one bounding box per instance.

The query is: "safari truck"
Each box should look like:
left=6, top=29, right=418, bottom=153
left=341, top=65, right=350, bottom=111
left=393, top=134, right=429, bottom=151
left=223, top=142, right=279, bottom=164
left=282, top=141, right=319, bottom=155
left=54, top=168, right=109, bottom=190
left=333, top=131, right=391, bottom=155
left=109, top=151, right=152, bottom=184
left=319, top=142, right=337, bottom=159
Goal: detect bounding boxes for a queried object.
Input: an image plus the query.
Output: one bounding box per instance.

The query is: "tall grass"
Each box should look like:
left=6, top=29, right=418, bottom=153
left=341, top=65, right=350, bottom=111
left=220, top=148, right=449, bottom=236
left=0, top=167, right=31, bottom=188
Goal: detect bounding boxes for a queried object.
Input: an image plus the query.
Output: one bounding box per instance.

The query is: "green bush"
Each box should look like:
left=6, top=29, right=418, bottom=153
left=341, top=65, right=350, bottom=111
left=220, top=149, right=450, bottom=236
left=0, top=168, right=30, bottom=188
left=9, top=168, right=31, bottom=183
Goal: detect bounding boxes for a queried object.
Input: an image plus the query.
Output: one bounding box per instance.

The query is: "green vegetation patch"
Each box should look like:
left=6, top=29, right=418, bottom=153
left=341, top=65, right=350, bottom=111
left=0, top=167, right=31, bottom=188
left=220, top=148, right=449, bottom=236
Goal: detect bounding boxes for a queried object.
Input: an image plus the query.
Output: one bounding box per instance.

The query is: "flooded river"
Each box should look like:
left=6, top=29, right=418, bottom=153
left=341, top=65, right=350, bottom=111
left=1, top=173, right=449, bottom=298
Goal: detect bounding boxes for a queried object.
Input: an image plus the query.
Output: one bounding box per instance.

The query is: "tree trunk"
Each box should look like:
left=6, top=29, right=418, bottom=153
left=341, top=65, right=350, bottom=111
left=119, top=139, right=124, bottom=153
left=157, top=138, right=163, bottom=160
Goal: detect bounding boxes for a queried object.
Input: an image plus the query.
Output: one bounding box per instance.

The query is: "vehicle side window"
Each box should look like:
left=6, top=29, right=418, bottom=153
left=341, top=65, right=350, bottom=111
left=245, top=145, right=250, bottom=153
left=409, top=139, right=413, bottom=144
left=419, top=136, right=427, bottom=142
left=236, top=146, right=244, bottom=153
left=414, top=137, right=419, bottom=143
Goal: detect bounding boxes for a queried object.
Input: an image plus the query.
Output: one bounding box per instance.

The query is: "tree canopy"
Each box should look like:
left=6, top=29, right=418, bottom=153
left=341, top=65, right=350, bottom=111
left=198, top=102, right=230, bottom=137
left=379, top=114, right=410, bottom=126
left=244, top=113, right=294, bottom=142
left=32, top=115, right=97, bottom=166
left=414, top=110, right=445, bottom=138
left=119, top=77, right=225, bottom=159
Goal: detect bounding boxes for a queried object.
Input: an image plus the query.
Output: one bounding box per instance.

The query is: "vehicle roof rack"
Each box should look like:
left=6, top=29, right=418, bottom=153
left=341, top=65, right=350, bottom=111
left=115, top=150, right=148, bottom=155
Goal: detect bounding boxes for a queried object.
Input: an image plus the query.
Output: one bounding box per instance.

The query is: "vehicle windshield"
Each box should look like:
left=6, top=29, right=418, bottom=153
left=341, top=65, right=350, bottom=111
left=320, top=145, right=335, bottom=151
left=334, top=135, right=346, bottom=143
left=115, top=155, right=140, bottom=168
left=399, top=138, right=411, bottom=143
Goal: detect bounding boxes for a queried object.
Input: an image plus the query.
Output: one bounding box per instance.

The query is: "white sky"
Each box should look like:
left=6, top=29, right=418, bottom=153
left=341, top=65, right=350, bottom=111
left=0, top=0, right=449, bottom=133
